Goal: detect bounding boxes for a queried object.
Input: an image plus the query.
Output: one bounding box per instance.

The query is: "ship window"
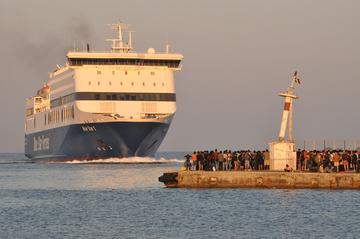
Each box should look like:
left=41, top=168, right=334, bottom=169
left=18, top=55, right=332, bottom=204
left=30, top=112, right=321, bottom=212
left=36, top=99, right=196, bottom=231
left=131, top=82, right=134, bottom=86
left=153, top=82, right=156, bottom=87
left=95, top=94, right=100, bottom=100
left=120, top=82, right=123, bottom=86
left=112, top=71, right=115, bottom=75
left=109, top=82, right=112, bottom=86
left=142, top=82, right=145, bottom=86
left=138, top=71, right=140, bottom=75
left=125, top=71, right=127, bottom=75
left=162, top=82, right=165, bottom=87
left=97, top=71, right=101, bottom=75
left=98, top=82, right=100, bottom=86
left=88, top=81, right=91, bottom=85
left=151, top=72, right=155, bottom=76
left=106, top=95, right=111, bottom=100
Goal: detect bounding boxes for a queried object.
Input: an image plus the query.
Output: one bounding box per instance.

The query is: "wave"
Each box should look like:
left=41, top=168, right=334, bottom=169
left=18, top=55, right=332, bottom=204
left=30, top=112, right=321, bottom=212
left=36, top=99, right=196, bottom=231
left=65, top=157, right=184, bottom=164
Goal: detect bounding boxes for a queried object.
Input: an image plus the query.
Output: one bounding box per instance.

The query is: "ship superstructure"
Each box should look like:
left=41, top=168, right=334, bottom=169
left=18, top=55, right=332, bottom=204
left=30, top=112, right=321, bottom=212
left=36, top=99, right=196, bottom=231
left=24, top=22, right=183, bottom=160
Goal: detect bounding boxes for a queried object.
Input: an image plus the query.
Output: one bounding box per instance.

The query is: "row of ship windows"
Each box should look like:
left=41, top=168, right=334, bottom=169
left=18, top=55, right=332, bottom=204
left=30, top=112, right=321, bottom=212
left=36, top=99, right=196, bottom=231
left=45, top=106, right=75, bottom=125
left=69, top=58, right=180, bottom=68
left=50, top=92, right=176, bottom=108
left=29, top=106, right=75, bottom=129
left=97, top=70, right=156, bottom=76
left=89, top=81, right=165, bottom=87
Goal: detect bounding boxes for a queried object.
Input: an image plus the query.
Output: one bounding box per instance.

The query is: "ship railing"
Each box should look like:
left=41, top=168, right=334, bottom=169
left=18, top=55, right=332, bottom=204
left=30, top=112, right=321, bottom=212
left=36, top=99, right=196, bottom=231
left=297, top=139, right=360, bottom=151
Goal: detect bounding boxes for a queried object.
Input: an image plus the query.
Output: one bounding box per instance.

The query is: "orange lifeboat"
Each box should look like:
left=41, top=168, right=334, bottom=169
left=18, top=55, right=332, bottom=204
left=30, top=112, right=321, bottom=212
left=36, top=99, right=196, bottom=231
left=37, top=84, right=51, bottom=97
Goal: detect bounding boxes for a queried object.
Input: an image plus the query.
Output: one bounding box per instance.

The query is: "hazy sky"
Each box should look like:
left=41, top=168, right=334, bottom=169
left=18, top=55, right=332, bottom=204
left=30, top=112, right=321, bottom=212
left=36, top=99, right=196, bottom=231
left=0, top=0, right=360, bottom=152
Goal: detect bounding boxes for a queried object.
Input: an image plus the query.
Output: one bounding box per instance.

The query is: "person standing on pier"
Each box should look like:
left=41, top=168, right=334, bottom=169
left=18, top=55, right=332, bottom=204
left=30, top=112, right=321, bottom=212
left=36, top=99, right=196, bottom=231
left=244, top=151, right=250, bottom=170
left=223, top=151, right=228, bottom=170
left=198, top=151, right=204, bottom=171
left=332, top=152, right=340, bottom=173
left=351, top=152, right=357, bottom=171
left=343, top=151, right=350, bottom=171
left=233, top=152, right=239, bottom=171
left=214, top=149, right=219, bottom=171
left=218, top=151, right=224, bottom=171
left=228, top=150, right=233, bottom=170
left=191, top=152, right=197, bottom=171
left=184, top=154, right=191, bottom=171
left=263, top=150, right=270, bottom=170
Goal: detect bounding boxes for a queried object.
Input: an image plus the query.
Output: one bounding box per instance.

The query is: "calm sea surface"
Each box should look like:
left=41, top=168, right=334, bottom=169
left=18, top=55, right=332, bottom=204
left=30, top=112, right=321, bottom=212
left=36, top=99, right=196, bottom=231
left=0, top=153, right=359, bottom=239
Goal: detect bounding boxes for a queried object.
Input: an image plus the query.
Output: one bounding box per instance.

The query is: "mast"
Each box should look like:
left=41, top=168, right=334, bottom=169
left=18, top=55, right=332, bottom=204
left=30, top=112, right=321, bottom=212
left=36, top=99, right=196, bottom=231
left=106, top=22, right=134, bottom=52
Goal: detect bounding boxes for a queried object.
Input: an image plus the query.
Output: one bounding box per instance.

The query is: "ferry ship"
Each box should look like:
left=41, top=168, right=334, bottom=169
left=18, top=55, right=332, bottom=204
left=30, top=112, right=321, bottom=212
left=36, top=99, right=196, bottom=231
left=24, top=22, right=183, bottom=161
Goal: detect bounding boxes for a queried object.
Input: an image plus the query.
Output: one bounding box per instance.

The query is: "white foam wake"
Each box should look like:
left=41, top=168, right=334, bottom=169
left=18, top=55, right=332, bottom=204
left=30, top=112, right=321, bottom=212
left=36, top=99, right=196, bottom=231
left=65, top=157, right=184, bottom=164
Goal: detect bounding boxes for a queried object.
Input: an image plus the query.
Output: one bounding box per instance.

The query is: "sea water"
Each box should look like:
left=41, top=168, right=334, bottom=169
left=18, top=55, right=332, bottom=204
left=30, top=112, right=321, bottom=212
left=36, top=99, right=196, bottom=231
left=0, top=153, right=359, bottom=239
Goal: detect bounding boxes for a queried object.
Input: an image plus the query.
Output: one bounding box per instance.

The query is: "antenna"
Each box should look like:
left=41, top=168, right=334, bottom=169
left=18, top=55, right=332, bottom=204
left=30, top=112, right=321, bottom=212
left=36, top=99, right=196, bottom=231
left=106, top=22, right=134, bottom=52
left=128, top=30, right=134, bottom=50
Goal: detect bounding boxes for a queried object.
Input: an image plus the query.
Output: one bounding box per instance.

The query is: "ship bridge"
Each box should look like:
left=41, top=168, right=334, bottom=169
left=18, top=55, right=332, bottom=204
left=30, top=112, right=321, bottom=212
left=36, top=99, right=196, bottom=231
left=66, top=51, right=182, bottom=69
left=66, top=22, right=182, bottom=69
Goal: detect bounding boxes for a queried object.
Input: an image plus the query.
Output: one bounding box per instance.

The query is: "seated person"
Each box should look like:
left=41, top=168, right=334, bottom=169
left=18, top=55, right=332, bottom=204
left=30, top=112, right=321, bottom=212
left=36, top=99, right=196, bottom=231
left=284, top=164, right=293, bottom=172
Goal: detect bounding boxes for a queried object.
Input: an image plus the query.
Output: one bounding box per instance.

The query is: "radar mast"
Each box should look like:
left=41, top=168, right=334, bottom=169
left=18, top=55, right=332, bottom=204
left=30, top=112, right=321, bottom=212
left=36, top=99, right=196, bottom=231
left=106, top=22, right=134, bottom=52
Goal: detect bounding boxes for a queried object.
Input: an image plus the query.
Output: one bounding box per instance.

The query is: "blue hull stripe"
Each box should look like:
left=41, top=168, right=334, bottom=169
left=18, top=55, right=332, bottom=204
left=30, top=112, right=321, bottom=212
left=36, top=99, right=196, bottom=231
left=25, top=122, right=170, bottom=161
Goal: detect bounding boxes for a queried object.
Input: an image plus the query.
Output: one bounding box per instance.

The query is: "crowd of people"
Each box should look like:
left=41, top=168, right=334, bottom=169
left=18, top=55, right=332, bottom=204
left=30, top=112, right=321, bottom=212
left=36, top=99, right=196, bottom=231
left=183, top=149, right=360, bottom=173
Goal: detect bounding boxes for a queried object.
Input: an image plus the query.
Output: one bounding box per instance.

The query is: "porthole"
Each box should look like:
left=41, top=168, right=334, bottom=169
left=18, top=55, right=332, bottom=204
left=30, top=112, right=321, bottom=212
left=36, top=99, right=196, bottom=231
left=120, top=82, right=123, bottom=86
left=142, top=82, right=145, bottom=86
left=109, top=82, right=112, bottom=86
left=98, top=82, right=100, bottom=86
left=153, top=82, right=156, bottom=87
left=125, top=71, right=127, bottom=75
left=131, top=82, right=134, bottom=86
left=88, top=81, right=91, bottom=85
left=162, top=82, right=165, bottom=86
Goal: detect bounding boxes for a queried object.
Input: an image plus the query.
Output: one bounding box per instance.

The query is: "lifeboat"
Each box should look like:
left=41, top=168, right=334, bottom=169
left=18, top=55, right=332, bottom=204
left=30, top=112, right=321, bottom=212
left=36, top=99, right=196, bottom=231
left=37, top=84, right=51, bottom=97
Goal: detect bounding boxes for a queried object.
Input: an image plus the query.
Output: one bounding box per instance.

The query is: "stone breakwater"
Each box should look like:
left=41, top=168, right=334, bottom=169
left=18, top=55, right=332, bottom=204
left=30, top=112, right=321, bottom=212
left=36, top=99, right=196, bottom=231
left=159, top=171, right=360, bottom=189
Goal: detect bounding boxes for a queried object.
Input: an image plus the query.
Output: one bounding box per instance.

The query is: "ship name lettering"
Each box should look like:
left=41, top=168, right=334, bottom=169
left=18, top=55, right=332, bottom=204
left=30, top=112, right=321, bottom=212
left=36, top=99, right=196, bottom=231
left=81, top=126, right=96, bottom=132
left=33, top=136, right=50, bottom=152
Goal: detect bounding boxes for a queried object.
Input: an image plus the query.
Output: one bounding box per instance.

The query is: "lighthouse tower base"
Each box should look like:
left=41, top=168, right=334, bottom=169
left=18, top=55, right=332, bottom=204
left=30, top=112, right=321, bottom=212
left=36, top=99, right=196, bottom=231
left=269, top=142, right=297, bottom=171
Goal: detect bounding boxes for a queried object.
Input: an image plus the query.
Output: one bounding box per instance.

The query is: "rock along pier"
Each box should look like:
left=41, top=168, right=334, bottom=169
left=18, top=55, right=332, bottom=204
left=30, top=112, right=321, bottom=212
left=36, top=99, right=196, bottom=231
left=158, top=171, right=360, bottom=189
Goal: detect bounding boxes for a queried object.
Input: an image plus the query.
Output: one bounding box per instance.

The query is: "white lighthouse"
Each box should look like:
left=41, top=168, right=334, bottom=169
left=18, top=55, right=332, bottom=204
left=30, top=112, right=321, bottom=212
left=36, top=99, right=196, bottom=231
left=269, top=71, right=300, bottom=171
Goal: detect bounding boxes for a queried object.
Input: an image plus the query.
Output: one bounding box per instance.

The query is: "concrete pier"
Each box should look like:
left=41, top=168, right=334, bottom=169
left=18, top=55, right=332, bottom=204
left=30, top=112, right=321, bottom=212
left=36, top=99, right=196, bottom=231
left=159, top=171, right=360, bottom=189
